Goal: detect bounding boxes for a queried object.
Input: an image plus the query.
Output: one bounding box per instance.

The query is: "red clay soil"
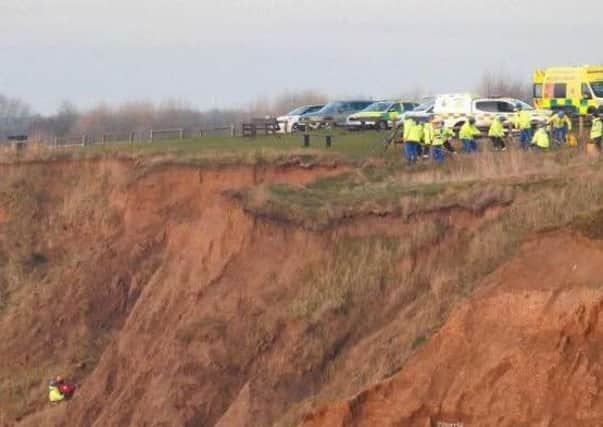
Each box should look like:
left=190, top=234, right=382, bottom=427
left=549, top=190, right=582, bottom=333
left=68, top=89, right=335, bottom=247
left=300, top=233, right=603, bottom=427
left=0, top=160, right=345, bottom=427
left=4, top=159, right=603, bottom=427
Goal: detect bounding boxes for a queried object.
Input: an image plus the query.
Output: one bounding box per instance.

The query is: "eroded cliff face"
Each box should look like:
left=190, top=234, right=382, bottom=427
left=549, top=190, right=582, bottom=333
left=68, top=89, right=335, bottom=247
left=300, top=233, right=603, bottom=427
left=1, top=160, right=346, bottom=427
left=4, top=159, right=601, bottom=427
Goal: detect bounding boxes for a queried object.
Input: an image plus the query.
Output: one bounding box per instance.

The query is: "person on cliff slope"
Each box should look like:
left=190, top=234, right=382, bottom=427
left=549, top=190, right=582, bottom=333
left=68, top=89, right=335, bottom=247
left=48, top=376, right=76, bottom=403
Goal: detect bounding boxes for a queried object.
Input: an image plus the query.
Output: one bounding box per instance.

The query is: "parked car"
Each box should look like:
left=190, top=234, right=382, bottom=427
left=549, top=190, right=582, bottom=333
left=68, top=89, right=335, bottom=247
left=406, top=93, right=551, bottom=131
left=299, top=100, right=374, bottom=129
left=394, top=98, right=435, bottom=128
left=276, top=104, right=324, bottom=133
left=346, top=100, right=418, bottom=130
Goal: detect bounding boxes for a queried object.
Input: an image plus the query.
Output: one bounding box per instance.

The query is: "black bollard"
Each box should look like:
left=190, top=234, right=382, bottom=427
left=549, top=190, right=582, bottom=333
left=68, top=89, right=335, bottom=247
left=304, top=134, right=310, bottom=147
left=325, top=135, right=332, bottom=148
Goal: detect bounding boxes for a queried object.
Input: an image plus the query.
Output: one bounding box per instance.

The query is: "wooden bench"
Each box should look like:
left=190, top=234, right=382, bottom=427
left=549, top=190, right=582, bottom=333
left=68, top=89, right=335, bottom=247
left=242, top=118, right=279, bottom=137
left=7, top=135, right=28, bottom=152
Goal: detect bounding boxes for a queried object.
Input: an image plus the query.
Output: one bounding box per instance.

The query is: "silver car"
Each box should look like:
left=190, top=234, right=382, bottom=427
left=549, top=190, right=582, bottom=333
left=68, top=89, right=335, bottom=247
left=300, top=100, right=374, bottom=129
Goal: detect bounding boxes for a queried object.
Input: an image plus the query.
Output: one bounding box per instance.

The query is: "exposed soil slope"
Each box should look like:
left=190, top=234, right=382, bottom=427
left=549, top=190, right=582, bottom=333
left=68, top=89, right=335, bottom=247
left=300, top=232, right=603, bottom=427
left=2, top=157, right=603, bottom=427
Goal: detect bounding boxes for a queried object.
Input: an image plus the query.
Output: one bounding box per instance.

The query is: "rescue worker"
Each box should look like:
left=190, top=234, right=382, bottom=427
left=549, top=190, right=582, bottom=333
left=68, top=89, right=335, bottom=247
left=459, top=117, right=481, bottom=153
left=514, top=108, right=533, bottom=150
left=591, top=112, right=602, bottom=152
left=549, top=110, right=572, bottom=145
left=488, top=116, right=507, bottom=151
left=48, top=376, right=65, bottom=403
left=403, top=117, right=422, bottom=164
left=422, top=118, right=434, bottom=159
left=431, top=118, right=453, bottom=163
left=531, top=123, right=551, bottom=150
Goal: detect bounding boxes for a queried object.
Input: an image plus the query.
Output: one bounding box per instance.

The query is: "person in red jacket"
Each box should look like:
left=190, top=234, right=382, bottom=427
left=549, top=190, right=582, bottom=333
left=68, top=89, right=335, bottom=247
left=48, top=376, right=76, bottom=403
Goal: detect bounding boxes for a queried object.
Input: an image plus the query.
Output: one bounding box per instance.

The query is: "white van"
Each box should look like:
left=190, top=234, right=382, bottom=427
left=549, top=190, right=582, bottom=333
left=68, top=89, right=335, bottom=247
left=407, top=93, right=550, bottom=131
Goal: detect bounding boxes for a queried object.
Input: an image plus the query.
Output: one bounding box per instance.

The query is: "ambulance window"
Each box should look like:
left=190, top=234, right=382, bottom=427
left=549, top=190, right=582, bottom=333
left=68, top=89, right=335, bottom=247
left=592, top=82, right=603, bottom=98
left=553, top=83, right=567, bottom=98
left=582, top=84, right=593, bottom=99
left=533, top=84, right=543, bottom=98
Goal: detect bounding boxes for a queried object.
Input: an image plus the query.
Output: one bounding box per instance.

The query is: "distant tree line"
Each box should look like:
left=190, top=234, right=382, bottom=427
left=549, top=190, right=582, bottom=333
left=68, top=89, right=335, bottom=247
left=0, top=90, right=329, bottom=142
left=0, top=72, right=531, bottom=142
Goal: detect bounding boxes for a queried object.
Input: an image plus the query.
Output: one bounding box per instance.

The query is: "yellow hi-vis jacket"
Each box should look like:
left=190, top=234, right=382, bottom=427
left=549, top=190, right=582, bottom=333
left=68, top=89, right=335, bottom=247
left=550, top=114, right=572, bottom=130
left=403, top=118, right=416, bottom=141
left=49, top=385, right=64, bottom=403
left=488, top=119, right=505, bottom=138
left=432, top=127, right=453, bottom=146
left=591, top=118, right=603, bottom=139
left=406, top=122, right=424, bottom=143
left=423, top=123, right=434, bottom=145
left=514, top=110, right=532, bottom=130
left=532, top=128, right=550, bottom=148
left=459, top=122, right=480, bottom=140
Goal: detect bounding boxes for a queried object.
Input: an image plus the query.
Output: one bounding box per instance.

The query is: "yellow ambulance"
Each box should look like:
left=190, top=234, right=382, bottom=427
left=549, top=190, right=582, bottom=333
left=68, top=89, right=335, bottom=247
left=533, top=65, right=603, bottom=115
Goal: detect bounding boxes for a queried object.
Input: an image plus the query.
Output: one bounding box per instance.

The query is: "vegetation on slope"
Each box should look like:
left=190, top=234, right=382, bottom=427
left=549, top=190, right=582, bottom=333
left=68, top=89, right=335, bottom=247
left=1, top=146, right=603, bottom=426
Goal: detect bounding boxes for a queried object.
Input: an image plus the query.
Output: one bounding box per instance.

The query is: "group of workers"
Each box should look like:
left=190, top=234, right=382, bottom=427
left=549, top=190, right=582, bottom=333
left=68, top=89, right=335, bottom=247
left=400, top=110, right=603, bottom=164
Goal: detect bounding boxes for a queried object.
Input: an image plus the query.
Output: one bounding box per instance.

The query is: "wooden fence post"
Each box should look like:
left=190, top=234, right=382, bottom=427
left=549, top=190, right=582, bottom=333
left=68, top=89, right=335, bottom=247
left=101, top=134, right=106, bottom=144
left=150, top=130, right=154, bottom=142
left=129, top=132, right=135, bottom=143
left=579, top=116, right=584, bottom=144
left=179, top=129, right=184, bottom=140
left=54, top=137, right=58, bottom=147
left=230, top=124, right=235, bottom=137
left=81, top=135, right=87, bottom=146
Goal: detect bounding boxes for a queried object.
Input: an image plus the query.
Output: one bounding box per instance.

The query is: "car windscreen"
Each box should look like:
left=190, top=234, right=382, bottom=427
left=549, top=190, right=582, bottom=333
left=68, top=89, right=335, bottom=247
left=352, top=101, right=374, bottom=110
left=591, top=82, right=603, bottom=98
left=304, top=105, right=324, bottom=114
left=514, top=100, right=533, bottom=111
left=362, top=102, right=391, bottom=112
left=414, top=99, right=435, bottom=111
left=317, top=102, right=341, bottom=114
left=287, top=106, right=308, bottom=116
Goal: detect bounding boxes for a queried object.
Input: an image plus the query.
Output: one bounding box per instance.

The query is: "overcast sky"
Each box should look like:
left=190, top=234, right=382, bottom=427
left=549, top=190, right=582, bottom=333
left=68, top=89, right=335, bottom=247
left=1, top=0, right=601, bottom=114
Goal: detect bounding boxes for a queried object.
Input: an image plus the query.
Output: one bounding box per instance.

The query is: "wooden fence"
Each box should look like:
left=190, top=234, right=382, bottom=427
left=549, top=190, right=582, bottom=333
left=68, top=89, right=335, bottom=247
left=49, top=125, right=237, bottom=147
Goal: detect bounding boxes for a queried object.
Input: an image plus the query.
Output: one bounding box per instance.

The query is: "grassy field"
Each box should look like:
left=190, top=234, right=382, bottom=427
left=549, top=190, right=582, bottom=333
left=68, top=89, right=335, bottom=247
left=1, top=130, right=406, bottom=165
left=3, top=129, right=598, bottom=169
left=67, top=131, right=399, bottom=164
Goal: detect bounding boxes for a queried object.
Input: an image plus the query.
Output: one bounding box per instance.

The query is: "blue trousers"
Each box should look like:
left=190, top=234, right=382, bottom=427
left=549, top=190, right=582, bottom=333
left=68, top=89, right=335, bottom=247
left=462, top=139, right=478, bottom=153
left=404, top=142, right=419, bottom=162
left=461, top=139, right=472, bottom=153
left=553, top=126, right=568, bottom=144
left=519, top=128, right=532, bottom=150
left=432, top=145, right=445, bottom=163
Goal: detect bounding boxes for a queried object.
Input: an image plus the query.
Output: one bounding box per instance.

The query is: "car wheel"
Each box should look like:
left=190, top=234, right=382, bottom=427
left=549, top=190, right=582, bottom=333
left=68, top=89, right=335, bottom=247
left=376, top=120, right=388, bottom=131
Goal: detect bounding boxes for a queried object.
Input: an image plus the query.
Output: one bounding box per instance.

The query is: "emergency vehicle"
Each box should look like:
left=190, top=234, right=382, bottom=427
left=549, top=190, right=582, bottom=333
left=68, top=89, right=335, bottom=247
left=406, top=93, right=551, bottom=131
left=533, top=65, right=603, bottom=115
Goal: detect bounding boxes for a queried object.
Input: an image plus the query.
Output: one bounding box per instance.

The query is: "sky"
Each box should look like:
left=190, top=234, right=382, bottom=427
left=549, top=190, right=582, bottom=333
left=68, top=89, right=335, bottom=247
left=1, top=0, right=601, bottom=114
